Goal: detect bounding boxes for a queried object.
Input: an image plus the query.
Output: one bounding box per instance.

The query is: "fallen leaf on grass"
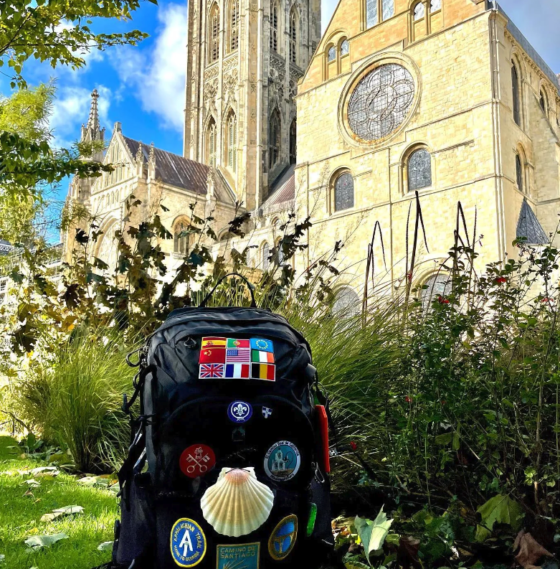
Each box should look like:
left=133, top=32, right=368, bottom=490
left=30, top=466, right=59, bottom=476
left=355, top=507, right=393, bottom=562
left=513, top=530, right=553, bottom=569
left=24, top=479, right=40, bottom=488
left=24, top=533, right=68, bottom=551
left=98, top=541, right=114, bottom=551
left=40, top=505, right=84, bottom=522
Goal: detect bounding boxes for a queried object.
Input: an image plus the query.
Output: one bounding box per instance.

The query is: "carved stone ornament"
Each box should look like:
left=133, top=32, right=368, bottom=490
left=223, top=56, right=237, bottom=74
left=205, top=64, right=220, bottom=83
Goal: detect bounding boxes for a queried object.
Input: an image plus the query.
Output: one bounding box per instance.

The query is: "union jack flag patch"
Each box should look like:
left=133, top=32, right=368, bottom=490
left=199, top=363, right=224, bottom=379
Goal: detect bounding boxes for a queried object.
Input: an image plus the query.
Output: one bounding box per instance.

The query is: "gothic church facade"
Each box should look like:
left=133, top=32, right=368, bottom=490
left=65, top=0, right=560, bottom=304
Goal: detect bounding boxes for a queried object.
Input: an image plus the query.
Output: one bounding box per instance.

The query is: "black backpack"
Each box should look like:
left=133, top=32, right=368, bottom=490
left=109, top=276, right=335, bottom=569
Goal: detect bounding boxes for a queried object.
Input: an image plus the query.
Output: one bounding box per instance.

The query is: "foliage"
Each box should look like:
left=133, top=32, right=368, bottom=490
left=0, top=0, right=157, bottom=88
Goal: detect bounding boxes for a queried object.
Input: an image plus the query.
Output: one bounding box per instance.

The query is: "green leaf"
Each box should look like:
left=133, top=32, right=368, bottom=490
left=355, top=508, right=393, bottom=563
left=24, top=533, right=68, bottom=551
left=475, top=494, right=524, bottom=542
left=435, top=432, right=453, bottom=446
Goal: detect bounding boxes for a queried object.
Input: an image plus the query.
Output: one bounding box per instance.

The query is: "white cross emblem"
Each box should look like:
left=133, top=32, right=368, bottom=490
left=262, top=406, right=272, bottom=419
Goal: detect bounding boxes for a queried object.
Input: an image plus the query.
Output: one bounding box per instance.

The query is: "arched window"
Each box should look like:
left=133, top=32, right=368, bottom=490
left=420, top=273, right=451, bottom=310
left=540, top=89, right=548, bottom=114
left=276, top=238, right=285, bottom=265
left=209, top=4, right=220, bottom=63
left=512, top=62, right=521, bottom=126
left=333, top=286, right=361, bottom=318
left=516, top=153, right=524, bottom=193
left=382, top=0, right=394, bottom=21
left=226, top=111, right=237, bottom=171
left=365, top=0, right=395, bottom=29
left=289, top=8, right=297, bottom=65
left=334, top=171, right=354, bottom=212
left=430, top=0, right=441, bottom=11
left=408, top=148, right=432, bottom=191
left=414, top=2, right=425, bottom=20
left=328, top=46, right=336, bottom=62
left=366, top=0, right=378, bottom=28
left=206, top=118, right=217, bottom=167
left=174, top=219, right=191, bottom=255
left=262, top=242, right=270, bottom=270
left=229, top=0, right=239, bottom=52
left=340, top=39, right=349, bottom=57
left=269, top=108, right=281, bottom=169
left=289, top=119, right=297, bottom=164
left=270, top=2, right=278, bottom=52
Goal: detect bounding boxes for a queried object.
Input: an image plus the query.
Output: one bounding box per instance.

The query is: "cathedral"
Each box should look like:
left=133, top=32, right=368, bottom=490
left=65, top=0, right=560, bottom=305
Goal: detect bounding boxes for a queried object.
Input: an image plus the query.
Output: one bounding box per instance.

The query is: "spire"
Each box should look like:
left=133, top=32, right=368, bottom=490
left=136, top=142, right=144, bottom=163
left=87, top=89, right=100, bottom=132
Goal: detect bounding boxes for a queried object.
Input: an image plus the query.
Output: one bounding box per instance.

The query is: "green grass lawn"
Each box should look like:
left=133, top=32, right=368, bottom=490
left=0, top=435, right=118, bottom=569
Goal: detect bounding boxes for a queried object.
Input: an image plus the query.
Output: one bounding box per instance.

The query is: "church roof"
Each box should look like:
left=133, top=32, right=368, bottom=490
left=0, top=239, right=13, bottom=255
left=261, top=165, right=296, bottom=214
left=516, top=200, right=549, bottom=245
left=495, top=3, right=560, bottom=96
left=122, top=137, right=236, bottom=205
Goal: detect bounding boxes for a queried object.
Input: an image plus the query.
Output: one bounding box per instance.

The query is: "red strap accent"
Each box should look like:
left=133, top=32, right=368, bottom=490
left=316, top=405, right=331, bottom=473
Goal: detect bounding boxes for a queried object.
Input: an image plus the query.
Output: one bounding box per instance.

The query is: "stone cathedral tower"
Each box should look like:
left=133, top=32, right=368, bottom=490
left=183, top=0, right=321, bottom=210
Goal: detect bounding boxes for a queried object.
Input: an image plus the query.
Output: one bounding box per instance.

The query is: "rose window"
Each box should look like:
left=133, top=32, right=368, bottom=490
left=347, top=63, right=415, bottom=141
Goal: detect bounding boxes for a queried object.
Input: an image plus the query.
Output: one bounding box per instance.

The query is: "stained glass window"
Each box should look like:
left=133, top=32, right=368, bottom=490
left=328, top=46, right=336, bottom=62
left=512, top=63, right=521, bottom=126
left=421, top=274, right=451, bottom=310
left=347, top=64, right=415, bottom=141
left=430, top=0, right=441, bottom=11
left=382, top=0, right=394, bottom=20
left=289, top=9, right=297, bottom=64
left=333, top=287, right=361, bottom=318
left=210, top=5, right=220, bottom=62
left=366, top=0, right=378, bottom=28
left=230, top=0, right=239, bottom=51
left=516, top=154, right=524, bottom=192
left=269, top=109, right=281, bottom=168
left=340, top=40, right=349, bottom=56
left=334, top=172, right=354, bottom=212
left=270, top=3, right=278, bottom=52
left=408, top=149, right=432, bottom=191
left=414, top=2, right=425, bottom=20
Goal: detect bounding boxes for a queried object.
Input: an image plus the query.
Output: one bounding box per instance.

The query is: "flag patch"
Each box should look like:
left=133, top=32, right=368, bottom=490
left=225, top=363, right=251, bottom=379
left=252, top=363, right=276, bottom=381
left=199, top=348, right=226, bottom=364
left=251, top=350, right=275, bottom=364
left=250, top=338, right=274, bottom=352
left=226, top=349, right=251, bottom=363
left=227, top=338, right=250, bottom=349
left=199, top=364, right=224, bottom=378
left=201, top=337, right=227, bottom=348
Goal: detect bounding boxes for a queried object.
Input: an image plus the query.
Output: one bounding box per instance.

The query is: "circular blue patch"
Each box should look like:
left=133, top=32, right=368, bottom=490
left=227, top=401, right=253, bottom=423
left=268, top=515, right=298, bottom=560
left=170, top=518, right=206, bottom=567
left=264, top=441, right=301, bottom=481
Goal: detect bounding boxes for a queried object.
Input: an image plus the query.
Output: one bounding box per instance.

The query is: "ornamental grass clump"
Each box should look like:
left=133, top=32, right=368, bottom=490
left=18, top=327, right=137, bottom=472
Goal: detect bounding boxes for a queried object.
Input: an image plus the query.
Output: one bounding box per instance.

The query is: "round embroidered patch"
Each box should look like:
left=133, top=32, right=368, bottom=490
left=264, top=441, right=301, bottom=482
left=179, top=444, right=216, bottom=479
left=268, top=515, right=298, bottom=561
left=227, top=401, right=253, bottom=423
left=170, top=518, right=207, bottom=567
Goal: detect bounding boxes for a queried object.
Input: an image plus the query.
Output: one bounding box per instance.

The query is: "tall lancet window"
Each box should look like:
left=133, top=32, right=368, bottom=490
left=512, top=62, right=521, bottom=127
left=270, top=2, right=278, bottom=52
left=226, top=111, right=237, bottom=172
left=229, top=0, right=239, bottom=52
left=209, top=4, right=220, bottom=63
left=289, top=8, right=297, bottom=64
left=289, top=119, right=297, bottom=164
left=207, top=118, right=217, bottom=167
left=269, top=109, right=281, bottom=169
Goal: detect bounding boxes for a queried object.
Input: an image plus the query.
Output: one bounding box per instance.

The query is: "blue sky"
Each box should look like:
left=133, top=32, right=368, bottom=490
left=4, top=0, right=559, bottom=239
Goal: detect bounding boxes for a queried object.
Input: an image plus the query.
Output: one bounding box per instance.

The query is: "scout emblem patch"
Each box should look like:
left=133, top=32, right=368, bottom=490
left=216, top=543, right=260, bottom=569
left=179, top=444, right=216, bottom=479
left=268, top=515, right=298, bottom=561
left=228, top=401, right=253, bottom=423
left=199, top=337, right=276, bottom=381
left=264, top=441, right=301, bottom=482
left=170, top=518, right=207, bottom=567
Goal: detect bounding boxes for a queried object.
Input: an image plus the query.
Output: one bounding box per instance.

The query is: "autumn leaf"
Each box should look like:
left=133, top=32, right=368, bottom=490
left=513, top=531, right=554, bottom=569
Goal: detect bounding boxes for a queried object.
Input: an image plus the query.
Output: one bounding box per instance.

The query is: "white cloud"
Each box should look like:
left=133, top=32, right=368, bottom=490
left=50, top=85, right=112, bottom=149
left=113, top=2, right=187, bottom=132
